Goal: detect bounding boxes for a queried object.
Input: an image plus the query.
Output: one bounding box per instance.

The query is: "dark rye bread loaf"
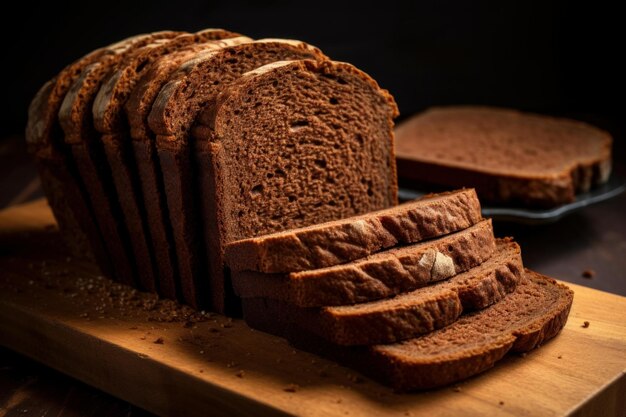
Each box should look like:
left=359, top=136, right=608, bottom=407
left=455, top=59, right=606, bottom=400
left=246, top=270, right=573, bottom=391
left=91, top=29, right=241, bottom=294
left=396, top=106, right=613, bottom=208
left=24, top=36, right=151, bottom=267
left=243, top=239, right=523, bottom=345
left=58, top=31, right=184, bottom=285
left=191, top=58, right=399, bottom=313
left=226, top=189, right=482, bottom=274
left=232, top=219, right=495, bottom=307
left=124, top=36, right=252, bottom=300
left=148, top=41, right=329, bottom=311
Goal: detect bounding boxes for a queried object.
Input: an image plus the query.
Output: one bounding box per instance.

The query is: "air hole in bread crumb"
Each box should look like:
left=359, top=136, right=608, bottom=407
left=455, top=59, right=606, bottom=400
left=337, top=77, right=347, bottom=85
left=227, top=58, right=238, bottom=64
left=329, top=201, right=337, bottom=206
left=355, top=134, right=364, bottom=144
left=288, top=195, right=296, bottom=202
left=330, top=97, right=339, bottom=105
left=250, top=185, right=263, bottom=197
left=314, top=159, right=327, bottom=168
left=274, top=169, right=286, bottom=178
left=448, top=245, right=454, bottom=252
left=272, top=80, right=279, bottom=87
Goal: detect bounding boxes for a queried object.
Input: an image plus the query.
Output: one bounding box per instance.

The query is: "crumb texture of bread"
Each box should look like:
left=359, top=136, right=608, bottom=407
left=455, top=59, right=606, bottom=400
left=225, top=189, right=482, bottom=273
left=395, top=106, right=613, bottom=207
left=232, top=220, right=496, bottom=306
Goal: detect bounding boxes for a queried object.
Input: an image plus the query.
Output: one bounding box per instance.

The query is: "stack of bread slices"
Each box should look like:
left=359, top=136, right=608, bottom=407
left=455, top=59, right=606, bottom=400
left=226, top=189, right=573, bottom=391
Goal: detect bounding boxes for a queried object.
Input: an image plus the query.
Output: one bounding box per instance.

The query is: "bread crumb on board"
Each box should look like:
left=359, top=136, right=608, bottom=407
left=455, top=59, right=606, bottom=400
left=582, top=321, right=590, bottom=328
left=582, top=269, right=596, bottom=279
left=283, top=384, right=300, bottom=393
left=153, top=337, right=164, bottom=344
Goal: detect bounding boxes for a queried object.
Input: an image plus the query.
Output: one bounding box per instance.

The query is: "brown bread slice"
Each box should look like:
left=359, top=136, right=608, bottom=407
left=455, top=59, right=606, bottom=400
left=243, top=239, right=523, bottom=345
left=90, top=30, right=242, bottom=295
left=122, top=36, right=252, bottom=301
left=189, top=58, right=399, bottom=314
left=226, top=189, right=482, bottom=274
left=24, top=37, right=137, bottom=269
left=147, top=41, right=329, bottom=312
left=58, top=30, right=184, bottom=285
left=245, top=269, right=573, bottom=391
left=396, top=106, right=613, bottom=208
left=233, top=219, right=496, bottom=307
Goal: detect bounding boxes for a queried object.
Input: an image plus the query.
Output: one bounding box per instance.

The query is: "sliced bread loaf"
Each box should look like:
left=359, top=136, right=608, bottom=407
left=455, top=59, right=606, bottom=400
left=148, top=41, right=329, bottom=311
left=91, top=29, right=241, bottom=294
left=232, top=219, right=495, bottom=307
left=225, top=189, right=482, bottom=274
left=243, top=239, right=523, bottom=345
left=395, top=106, right=613, bottom=207
left=245, top=269, right=573, bottom=391
left=58, top=31, right=184, bottom=285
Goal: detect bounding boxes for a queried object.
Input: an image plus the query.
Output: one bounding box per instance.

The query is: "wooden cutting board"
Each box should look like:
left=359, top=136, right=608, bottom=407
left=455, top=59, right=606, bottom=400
left=1, top=200, right=625, bottom=417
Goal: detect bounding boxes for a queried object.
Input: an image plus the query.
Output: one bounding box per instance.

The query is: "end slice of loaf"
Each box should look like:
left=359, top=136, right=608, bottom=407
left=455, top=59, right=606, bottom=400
left=232, top=219, right=495, bottom=307
left=226, top=189, right=482, bottom=273
left=395, top=106, right=613, bottom=208
left=246, top=269, right=573, bottom=391
left=243, top=239, right=523, bottom=345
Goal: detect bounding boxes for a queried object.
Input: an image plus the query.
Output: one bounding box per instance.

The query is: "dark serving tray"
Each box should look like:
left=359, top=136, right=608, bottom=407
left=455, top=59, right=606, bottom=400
left=398, top=174, right=626, bottom=224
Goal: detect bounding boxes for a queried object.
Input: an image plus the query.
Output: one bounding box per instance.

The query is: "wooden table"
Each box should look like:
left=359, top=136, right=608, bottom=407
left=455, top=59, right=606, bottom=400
left=1, top=199, right=625, bottom=417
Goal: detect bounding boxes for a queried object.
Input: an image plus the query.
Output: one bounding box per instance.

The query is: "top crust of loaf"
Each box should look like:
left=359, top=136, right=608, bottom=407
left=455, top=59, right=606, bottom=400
left=395, top=106, right=612, bottom=180
left=125, top=36, right=252, bottom=142
left=58, top=31, right=184, bottom=144
left=92, top=29, right=241, bottom=135
left=147, top=39, right=328, bottom=141
left=225, top=189, right=482, bottom=273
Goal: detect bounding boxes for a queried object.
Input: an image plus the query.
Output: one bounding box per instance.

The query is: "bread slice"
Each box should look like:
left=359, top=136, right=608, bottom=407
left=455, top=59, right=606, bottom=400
left=243, top=239, right=522, bottom=345
left=245, top=269, right=573, bottom=391
left=226, top=189, right=482, bottom=274
left=147, top=41, right=329, bottom=311
left=58, top=31, right=184, bottom=285
left=123, top=36, right=252, bottom=301
left=25, top=38, right=125, bottom=269
left=395, top=106, right=613, bottom=208
left=233, top=219, right=495, bottom=307
left=90, top=30, right=241, bottom=294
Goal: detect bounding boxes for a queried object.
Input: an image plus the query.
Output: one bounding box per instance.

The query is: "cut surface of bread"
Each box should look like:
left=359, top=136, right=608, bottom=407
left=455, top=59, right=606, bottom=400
left=147, top=40, right=328, bottom=311
left=91, top=30, right=241, bottom=294
left=395, top=106, right=613, bottom=207
left=57, top=30, right=183, bottom=285
left=225, top=189, right=482, bottom=274
left=243, top=239, right=523, bottom=345
left=233, top=219, right=495, bottom=307
left=245, top=269, right=573, bottom=391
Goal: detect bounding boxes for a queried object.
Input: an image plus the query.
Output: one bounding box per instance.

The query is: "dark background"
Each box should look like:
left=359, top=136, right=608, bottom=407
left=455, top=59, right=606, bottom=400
left=1, top=0, right=624, bottom=142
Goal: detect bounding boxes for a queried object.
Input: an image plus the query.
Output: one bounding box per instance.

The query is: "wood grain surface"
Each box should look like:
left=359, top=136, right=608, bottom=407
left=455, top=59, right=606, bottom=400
left=0, top=199, right=625, bottom=417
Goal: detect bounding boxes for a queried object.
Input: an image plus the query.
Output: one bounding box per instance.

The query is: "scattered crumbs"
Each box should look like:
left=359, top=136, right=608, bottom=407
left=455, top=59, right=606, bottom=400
left=558, top=355, right=563, bottom=359
left=79, top=312, right=89, bottom=318
left=319, top=370, right=330, bottom=378
left=226, top=361, right=237, bottom=368
left=177, top=337, right=184, bottom=342
left=499, top=401, right=505, bottom=406
left=291, top=349, right=298, bottom=355
left=199, top=369, right=204, bottom=373
left=220, top=323, right=232, bottom=328
left=153, top=337, right=164, bottom=345
left=183, top=321, right=195, bottom=329
left=137, top=353, right=149, bottom=359
left=283, top=384, right=299, bottom=393
left=236, top=370, right=245, bottom=378
left=140, top=336, right=146, bottom=340
left=452, top=386, right=461, bottom=393
left=582, top=321, right=590, bottom=328
left=200, top=350, right=205, bottom=355
left=582, top=269, right=596, bottom=279
left=335, top=399, right=343, bottom=404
